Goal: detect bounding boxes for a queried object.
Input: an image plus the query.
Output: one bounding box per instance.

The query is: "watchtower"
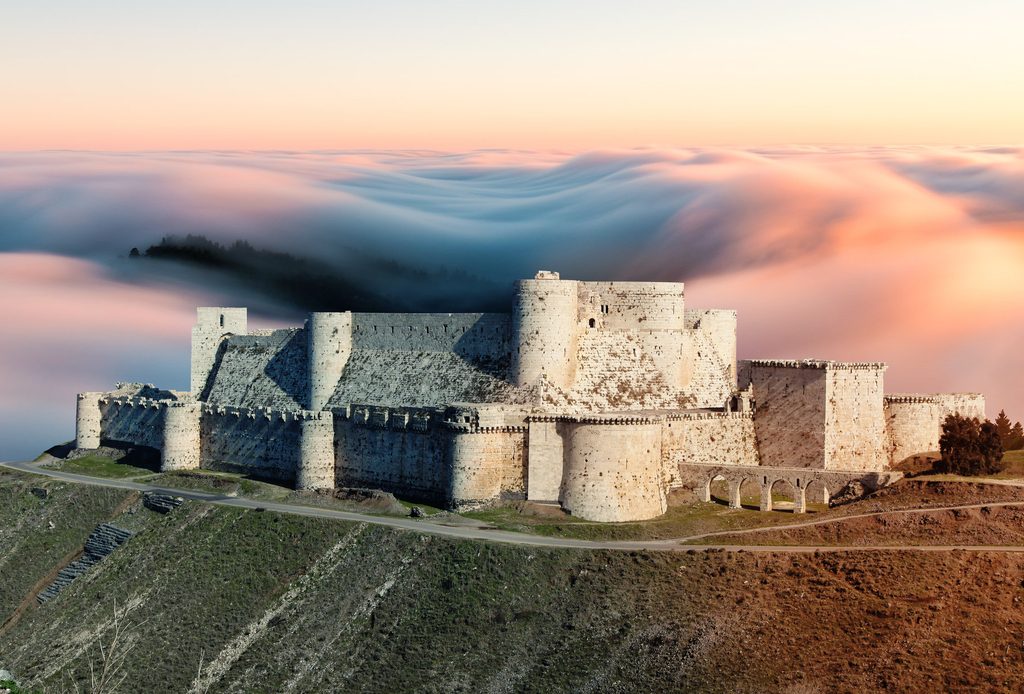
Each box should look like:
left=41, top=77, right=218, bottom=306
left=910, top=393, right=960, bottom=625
left=190, top=307, right=247, bottom=394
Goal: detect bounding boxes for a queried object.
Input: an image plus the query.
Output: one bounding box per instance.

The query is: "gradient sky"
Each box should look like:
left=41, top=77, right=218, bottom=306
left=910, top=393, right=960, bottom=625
left=3, top=0, right=1023, bottom=150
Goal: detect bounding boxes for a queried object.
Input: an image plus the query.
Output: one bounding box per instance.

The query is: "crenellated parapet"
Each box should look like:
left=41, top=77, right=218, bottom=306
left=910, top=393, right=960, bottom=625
left=748, top=359, right=888, bottom=371
left=884, top=394, right=940, bottom=405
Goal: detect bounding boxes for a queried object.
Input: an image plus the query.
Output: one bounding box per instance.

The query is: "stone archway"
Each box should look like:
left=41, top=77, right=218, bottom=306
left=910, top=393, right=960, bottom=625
left=703, top=473, right=744, bottom=509
left=804, top=478, right=830, bottom=510
left=763, top=477, right=803, bottom=513
left=738, top=477, right=761, bottom=510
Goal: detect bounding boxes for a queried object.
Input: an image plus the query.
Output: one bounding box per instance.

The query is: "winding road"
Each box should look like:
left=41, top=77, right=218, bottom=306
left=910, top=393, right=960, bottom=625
left=5, top=459, right=1024, bottom=554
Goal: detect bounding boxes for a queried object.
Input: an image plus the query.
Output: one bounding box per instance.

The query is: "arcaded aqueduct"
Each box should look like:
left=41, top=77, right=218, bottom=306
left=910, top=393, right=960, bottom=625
left=75, top=271, right=984, bottom=522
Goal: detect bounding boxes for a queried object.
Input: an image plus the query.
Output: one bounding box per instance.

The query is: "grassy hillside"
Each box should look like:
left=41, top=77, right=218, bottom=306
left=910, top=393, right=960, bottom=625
left=2, top=470, right=1024, bottom=693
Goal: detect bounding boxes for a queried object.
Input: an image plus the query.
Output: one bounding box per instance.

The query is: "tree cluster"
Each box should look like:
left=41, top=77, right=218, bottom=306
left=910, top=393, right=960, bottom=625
left=994, top=410, right=1024, bottom=451
left=938, top=414, right=1005, bottom=476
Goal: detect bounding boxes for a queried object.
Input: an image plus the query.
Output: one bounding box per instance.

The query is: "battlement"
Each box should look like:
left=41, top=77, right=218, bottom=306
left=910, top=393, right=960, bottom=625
left=749, top=359, right=888, bottom=371
left=884, top=394, right=940, bottom=404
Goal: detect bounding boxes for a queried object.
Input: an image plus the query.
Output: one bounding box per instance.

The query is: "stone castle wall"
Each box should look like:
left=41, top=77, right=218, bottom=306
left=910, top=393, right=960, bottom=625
left=883, top=392, right=988, bottom=465
left=73, top=271, right=988, bottom=524
left=884, top=395, right=942, bottom=465
left=934, top=393, right=986, bottom=420
left=200, top=407, right=301, bottom=482
left=204, top=330, right=307, bottom=410
left=662, top=412, right=760, bottom=487
left=100, top=399, right=166, bottom=450
left=351, top=312, right=512, bottom=359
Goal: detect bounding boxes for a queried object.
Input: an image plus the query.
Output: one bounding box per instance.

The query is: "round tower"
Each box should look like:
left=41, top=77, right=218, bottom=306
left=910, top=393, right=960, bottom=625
left=297, top=411, right=335, bottom=490
left=307, top=312, right=352, bottom=411
left=511, top=271, right=578, bottom=389
left=161, top=402, right=202, bottom=472
left=75, top=392, right=103, bottom=449
left=560, top=420, right=666, bottom=522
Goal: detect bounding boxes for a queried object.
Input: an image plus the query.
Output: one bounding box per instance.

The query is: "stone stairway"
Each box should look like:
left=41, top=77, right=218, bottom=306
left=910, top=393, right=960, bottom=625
left=37, top=523, right=134, bottom=604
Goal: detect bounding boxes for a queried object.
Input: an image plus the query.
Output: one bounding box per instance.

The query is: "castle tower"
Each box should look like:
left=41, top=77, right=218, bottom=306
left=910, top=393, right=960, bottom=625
left=161, top=402, right=202, bottom=471
left=75, top=392, right=103, bottom=449
left=296, top=411, right=335, bottom=490
left=560, top=420, right=666, bottom=522
left=191, top=307, right=247, bottom=395
left=306, top=312, right=352, bottom=410
left=511, top=271, right=579, bottom=389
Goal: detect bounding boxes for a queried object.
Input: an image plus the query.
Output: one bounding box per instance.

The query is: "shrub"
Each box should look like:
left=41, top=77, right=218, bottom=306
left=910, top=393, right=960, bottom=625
left=938, top=414, right=1005, bottom=476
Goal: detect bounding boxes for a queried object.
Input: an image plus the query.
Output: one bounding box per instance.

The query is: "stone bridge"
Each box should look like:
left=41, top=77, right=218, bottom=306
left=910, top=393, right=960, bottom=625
left=677, top=464, right=901, bottom=513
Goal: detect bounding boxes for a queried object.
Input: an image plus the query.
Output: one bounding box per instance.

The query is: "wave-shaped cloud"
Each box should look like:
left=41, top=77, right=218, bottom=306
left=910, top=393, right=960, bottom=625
left=1, top=147, right=1022, bottom=457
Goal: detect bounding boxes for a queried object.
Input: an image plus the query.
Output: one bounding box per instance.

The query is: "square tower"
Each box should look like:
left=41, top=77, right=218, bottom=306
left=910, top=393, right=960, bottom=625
left=191, top=307, right=247, bottom=395
left=747, top=360, right=887, bottom=472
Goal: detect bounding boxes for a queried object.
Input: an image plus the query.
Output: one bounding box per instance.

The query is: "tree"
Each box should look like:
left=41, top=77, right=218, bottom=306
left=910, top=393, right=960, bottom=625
left=1009, top=421, right=1024, bottom=451
left=995, top=410, right=1013, bottom=446
left=938, top=414, right=1005, bottom=476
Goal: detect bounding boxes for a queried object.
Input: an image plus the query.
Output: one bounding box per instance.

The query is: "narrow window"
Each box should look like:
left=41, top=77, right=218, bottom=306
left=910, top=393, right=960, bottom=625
left=219, top=314, right=225, bottom=327
left=588, top=318, right=596, bottom=328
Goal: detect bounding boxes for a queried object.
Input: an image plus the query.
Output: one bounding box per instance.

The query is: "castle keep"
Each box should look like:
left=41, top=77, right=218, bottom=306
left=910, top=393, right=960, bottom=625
left=75, top=271, right=985, bottom=522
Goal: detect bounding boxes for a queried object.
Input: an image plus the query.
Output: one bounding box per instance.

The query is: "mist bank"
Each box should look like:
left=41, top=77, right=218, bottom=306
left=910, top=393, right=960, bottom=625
left=1, top=146, right=1022, bottom=458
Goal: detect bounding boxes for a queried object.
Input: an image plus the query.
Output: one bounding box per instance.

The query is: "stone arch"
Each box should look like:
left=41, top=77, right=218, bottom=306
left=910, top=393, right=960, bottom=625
left=737, top=477, right=761, bottom=510
left=763, top=477, right=804, bottom=513
left=704, top=473, right=743, bottom=509
left=804, top=478, right=830, bottom=509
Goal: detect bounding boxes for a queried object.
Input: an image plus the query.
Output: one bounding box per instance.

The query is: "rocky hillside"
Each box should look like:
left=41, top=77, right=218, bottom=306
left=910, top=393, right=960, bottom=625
left=1, top=469, right=1023, bottom=693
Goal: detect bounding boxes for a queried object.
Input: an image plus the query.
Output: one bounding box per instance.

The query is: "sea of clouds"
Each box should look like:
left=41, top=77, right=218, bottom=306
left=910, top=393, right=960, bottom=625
left=2, top=146, right=1022, bottom=458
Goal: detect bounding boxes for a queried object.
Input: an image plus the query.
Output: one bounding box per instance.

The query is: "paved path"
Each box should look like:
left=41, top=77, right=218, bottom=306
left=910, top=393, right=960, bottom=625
left=6, top=460, right=1024, bottom=555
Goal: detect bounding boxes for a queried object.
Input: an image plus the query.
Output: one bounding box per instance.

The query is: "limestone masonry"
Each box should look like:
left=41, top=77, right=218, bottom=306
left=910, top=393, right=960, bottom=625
left=75, top=271, right=985, bottom=522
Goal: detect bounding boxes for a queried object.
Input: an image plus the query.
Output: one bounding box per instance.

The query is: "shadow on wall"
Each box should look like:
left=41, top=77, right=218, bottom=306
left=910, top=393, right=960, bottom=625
left=198, top=339, right=231, bottom=402
left=201, top=414, right=300, bottom=483
left=264, top=330, right=309, bottom=403
left=452, top=314, right=513, bottom=380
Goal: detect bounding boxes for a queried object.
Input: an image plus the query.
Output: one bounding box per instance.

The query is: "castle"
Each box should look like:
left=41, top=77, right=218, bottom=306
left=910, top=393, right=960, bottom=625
left=75, top=271, right=985, bottom=522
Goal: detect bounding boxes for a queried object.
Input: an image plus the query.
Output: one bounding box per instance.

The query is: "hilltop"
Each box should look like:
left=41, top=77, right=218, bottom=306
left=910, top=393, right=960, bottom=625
left=2, top=465, right=1024, bottom=693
